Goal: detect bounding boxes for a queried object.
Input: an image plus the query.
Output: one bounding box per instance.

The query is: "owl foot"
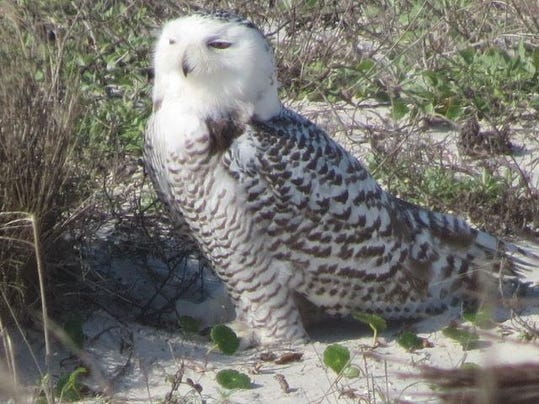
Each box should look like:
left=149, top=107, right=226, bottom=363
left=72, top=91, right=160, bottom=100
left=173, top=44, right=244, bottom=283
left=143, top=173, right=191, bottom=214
left=223, top=319, right=309, bottom=349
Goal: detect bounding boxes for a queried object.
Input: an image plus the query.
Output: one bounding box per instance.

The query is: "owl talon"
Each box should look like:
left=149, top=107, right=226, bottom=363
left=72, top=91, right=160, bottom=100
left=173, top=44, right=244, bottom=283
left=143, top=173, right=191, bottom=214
left=224, top=319, right=309, bottom=349
left=222, top=320, right=258, bottom=350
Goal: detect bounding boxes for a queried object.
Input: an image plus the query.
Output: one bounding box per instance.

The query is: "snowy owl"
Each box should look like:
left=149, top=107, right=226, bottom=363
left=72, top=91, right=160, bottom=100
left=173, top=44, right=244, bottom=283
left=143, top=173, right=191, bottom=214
left=144, top=11, right=535, bottom=345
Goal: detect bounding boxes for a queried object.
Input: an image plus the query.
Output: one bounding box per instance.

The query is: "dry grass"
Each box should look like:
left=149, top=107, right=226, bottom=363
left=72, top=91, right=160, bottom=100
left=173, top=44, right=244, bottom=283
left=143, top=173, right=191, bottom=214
left=0, top=4, right=87, bottom=400
left=0, top=2, right=83, bottom=319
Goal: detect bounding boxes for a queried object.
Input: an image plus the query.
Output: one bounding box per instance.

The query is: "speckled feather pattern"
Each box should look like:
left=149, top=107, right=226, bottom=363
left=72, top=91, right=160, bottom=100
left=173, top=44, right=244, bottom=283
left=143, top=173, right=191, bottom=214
left=145, top=105, right=524, bottom=343
left=144, top=13, right=534, bottom=345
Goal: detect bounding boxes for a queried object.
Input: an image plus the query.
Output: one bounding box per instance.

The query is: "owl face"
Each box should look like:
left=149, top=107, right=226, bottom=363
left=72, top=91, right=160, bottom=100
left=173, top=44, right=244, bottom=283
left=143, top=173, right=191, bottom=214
left=156, top=16, right=262, bottom=77
left=152, top=13, right=280, bottom=121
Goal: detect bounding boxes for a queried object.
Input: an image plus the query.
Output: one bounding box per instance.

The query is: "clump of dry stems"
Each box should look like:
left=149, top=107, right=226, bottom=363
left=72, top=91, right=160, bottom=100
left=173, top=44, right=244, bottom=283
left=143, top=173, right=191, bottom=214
left=0, top=3, right=85, bottom=399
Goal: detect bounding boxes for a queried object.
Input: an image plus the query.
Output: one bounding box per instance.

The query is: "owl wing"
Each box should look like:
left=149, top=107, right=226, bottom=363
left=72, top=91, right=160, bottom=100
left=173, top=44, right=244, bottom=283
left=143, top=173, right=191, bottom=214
left=224, top=108, right=533, bottom=280
left=225, top=108, right=420, bottom=274
left=231, top=109, right=388, bottom=227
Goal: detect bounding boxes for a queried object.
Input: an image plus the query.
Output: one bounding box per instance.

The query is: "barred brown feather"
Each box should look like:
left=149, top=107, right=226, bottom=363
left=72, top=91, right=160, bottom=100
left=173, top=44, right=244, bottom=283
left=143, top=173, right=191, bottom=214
left=144, top=12, right=537, bottom=345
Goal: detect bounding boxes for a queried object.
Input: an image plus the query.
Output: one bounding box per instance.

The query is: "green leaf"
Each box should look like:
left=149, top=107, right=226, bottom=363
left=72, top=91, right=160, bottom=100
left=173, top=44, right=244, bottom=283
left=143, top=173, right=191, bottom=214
left=179, top=315, right=200, bottom=335
left=459, top=47, right=476, bottom=65
left=421, top=101, right=435, bottom=115
left=397, top=331, right=424, bottom=351
left=442, top=326, right=480, bottom=350
left=56, top=367, right=88, bottom=402
left=216, top=369, right=251, bottom=389
left=342, top=365, right=360, bottom=379
left=444, top=102, right=463, bottom=120
left=532, top=48, right=539, bottom=71
left=210, top=325, right=239, bottom=355
left=357, top=59, right=375, bottom=73
left=352, top=312, right=387, bottom=332
left=323, top=344, right=350, bottom=374
left=463, top=310, right=495, bottom=329
left=352, top=311, right=387, bottom=340
left=422, top=70, right=440, bottom=87
left=391, top=98, right=409, bottom=120
left=34, top=69, right=45, bottom=81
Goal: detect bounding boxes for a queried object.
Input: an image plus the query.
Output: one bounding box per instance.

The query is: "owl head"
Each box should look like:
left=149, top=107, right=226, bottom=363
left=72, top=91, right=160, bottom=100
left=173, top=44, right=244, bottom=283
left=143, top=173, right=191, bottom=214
left=152, top=11, right=281, bottom=121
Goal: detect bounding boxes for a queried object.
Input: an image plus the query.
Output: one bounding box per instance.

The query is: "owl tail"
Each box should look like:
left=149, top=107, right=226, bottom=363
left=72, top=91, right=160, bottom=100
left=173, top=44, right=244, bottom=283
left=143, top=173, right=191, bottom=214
left=474, top=229, right=539, bottom=277
left=397, top=196, right=539, bottom=279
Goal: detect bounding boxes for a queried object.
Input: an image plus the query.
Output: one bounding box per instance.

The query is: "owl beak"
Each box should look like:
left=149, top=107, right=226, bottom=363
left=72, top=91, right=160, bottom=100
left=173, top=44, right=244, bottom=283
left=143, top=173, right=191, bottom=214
left=181, top=56, right=193, bottom=77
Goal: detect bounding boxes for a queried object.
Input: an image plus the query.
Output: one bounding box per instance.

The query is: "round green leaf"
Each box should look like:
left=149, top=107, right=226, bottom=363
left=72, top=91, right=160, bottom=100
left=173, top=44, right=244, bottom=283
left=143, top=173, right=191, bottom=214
left=210, top=325, right=239, bottom=355
left=342, top=365, right=360, bottom=379
left=216, top=369, right=251, bottom=389
left=352, top=311, right=387, bottom=333
left=323, top=344, right=350, bottom=374
left=397, top=331, right=424, bottom=351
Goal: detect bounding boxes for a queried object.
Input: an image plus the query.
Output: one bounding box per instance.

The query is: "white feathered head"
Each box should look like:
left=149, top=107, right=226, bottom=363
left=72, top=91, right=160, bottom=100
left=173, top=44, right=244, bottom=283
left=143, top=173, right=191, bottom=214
left=152, top=11, right=280, bottom=121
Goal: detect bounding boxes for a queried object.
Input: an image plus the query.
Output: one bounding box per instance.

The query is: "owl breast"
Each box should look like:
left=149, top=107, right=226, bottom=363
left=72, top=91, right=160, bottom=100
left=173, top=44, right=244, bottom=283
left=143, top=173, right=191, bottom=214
left=146, top=109, right=268, bottom=287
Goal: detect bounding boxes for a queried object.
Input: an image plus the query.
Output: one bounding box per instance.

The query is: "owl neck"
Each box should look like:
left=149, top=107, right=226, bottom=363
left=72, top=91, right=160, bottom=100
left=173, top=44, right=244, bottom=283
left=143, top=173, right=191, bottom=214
left=153, top=74, right=281, bottom=123
left=251, top=84, right=281, bottom=122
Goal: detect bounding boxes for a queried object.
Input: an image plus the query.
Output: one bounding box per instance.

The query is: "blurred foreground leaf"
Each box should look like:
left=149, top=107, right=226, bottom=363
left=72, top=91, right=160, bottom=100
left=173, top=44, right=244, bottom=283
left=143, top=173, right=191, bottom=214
left=216, top=369, right=251, bottom=389
left=210, top=325, right=239, bottom=355
left=323, top=344, right=350, bottom=374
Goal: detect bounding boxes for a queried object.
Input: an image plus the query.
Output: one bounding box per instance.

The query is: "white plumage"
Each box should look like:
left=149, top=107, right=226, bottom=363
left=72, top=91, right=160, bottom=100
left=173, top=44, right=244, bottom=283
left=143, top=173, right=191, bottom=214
left=145, top=11, right=536, bottom=345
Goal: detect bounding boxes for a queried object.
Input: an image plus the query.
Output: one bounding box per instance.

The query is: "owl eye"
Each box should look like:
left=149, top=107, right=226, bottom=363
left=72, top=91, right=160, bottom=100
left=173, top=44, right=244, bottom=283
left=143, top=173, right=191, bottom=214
left=168, top=38, right=177, bottom=45
left=208, top=40, right=232, bottom=49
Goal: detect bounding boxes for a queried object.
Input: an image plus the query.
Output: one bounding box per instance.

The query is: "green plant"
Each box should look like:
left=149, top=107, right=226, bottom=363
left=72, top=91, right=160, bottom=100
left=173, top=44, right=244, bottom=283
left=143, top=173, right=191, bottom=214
left=55, top=367, right=89, bottom=402
left=442, top=325, right=480, bottom=350
left=397, top=41, right=538, bottom=122
left=36, top=367, right=90, bottom=404
left=0, top=2, right=84, bottom=327
left=323, top=344, right=350, bottom=374
left=215, top=369, right=251, bottom=390
left=210, top=324, right=240, bottom=355
left=463, top=309, right=496, bottom=330
left=352, top=311, right=387, bottom=345
left=397, top=331, right=425, bottom=351
left=323, top=344, right=361, bottom=379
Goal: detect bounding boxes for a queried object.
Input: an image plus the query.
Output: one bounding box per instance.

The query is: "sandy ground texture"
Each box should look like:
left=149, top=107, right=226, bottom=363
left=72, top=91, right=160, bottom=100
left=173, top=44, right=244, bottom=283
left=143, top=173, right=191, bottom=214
left=6, top=294, right=539, bottom=403
left=3, top=103, right=539, bottom=403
